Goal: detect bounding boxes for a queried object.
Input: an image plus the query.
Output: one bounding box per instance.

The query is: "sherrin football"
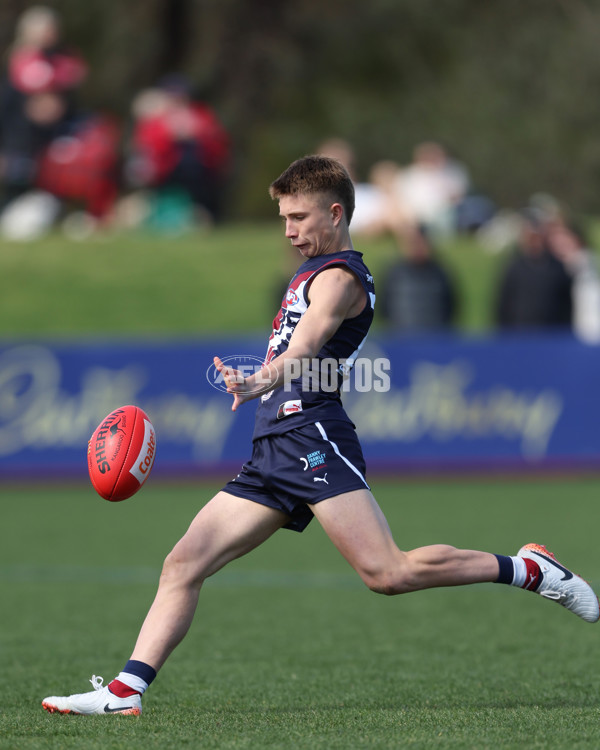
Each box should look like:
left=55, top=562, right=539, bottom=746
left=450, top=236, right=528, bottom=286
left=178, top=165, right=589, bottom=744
left=88, top=405, right=156, bottom=501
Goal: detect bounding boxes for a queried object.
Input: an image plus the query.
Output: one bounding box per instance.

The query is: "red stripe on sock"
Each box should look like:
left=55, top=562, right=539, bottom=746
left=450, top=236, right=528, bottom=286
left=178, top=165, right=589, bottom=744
left=522, top=558, right=542, bottom=591
left=108, top=679, right=140, bottom=698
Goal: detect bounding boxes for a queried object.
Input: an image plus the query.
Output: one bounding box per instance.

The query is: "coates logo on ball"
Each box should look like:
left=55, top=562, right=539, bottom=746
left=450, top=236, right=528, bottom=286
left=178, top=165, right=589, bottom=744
left=87, top=405, right=156, bottom=502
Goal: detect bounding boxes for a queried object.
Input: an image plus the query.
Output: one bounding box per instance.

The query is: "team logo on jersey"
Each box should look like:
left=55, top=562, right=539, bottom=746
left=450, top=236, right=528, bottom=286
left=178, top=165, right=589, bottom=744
left=285, top=288, right=299, bottom=305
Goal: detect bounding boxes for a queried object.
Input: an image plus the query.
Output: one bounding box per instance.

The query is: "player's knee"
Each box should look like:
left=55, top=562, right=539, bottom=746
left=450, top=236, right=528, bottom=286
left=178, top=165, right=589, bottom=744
left=365, top=575, right=398, bottom=596
left=359, top=562, right=408, bottom=596
left=159, top=550, right=185, bottom=585
left=363, top=544, right=460, bottom=595
left=363, top=572, right=407, bottom=596
left=160, top=546, right=204, bottom=589
left=359, top=553, right=420, bottom=595
left=364, top=573, right=413, bottom=596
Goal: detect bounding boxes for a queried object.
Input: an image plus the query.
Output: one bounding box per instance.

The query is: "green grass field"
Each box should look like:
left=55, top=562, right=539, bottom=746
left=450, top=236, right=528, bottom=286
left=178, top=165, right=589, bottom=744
left=2, top=221, right=600, bottom=747
left=2, top=478, right=600, bottom=749
left=0, top=224, right=505, bottom=337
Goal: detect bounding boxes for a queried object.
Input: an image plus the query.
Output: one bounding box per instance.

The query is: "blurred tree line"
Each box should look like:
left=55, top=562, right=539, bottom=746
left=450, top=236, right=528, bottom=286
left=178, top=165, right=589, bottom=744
left=2, top=0, right=600, bottom=218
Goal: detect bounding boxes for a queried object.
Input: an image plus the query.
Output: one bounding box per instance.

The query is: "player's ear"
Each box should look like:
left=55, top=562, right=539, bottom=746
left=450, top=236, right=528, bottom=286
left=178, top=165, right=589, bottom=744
left=331, top=202, right=344, bottom=226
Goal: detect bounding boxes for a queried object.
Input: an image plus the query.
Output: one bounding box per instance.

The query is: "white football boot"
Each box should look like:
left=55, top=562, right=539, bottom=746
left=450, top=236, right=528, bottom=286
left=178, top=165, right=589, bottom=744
left=42, top=675, right=142, bottom=715
left=518, top=543, right=600, bottom=623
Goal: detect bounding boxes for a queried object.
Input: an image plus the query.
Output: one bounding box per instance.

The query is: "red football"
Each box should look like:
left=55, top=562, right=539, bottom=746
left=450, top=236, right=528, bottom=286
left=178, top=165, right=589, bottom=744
left=87, top=405, right=156, bottom=501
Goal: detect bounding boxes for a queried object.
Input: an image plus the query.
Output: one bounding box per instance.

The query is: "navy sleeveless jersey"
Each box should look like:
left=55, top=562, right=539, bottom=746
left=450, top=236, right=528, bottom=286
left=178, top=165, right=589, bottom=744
left=252, top=250, right=375, bottom=440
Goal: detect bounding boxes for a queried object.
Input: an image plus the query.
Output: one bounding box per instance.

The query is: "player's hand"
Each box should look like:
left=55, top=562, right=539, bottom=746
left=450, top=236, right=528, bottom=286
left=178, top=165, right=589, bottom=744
left=213, top=356, right=250, bottom=411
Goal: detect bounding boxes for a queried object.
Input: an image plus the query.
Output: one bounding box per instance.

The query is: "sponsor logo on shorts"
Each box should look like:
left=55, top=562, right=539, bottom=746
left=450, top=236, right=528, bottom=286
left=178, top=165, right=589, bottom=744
left=300, top=449, right=327, bottom=472
left=313, top=473, right=328, bottom=484
left=307, top=450, right=326, bottom=469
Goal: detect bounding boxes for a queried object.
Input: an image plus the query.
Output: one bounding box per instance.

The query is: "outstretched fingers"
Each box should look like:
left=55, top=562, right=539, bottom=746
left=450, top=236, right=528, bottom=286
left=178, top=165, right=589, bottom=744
left=213, top=355, right=244, bottom=411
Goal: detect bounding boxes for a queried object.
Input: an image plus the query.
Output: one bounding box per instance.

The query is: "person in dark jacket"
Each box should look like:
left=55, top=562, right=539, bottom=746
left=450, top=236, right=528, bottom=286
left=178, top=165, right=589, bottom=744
left=380, top=224, right=457, bottom=333
left=495, top=211, right=572, bottom=330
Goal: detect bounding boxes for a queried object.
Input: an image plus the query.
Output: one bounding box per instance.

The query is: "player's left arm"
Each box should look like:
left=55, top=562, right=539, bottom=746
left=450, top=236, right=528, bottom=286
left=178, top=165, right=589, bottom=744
left=214, top=266, right=366, bottom=410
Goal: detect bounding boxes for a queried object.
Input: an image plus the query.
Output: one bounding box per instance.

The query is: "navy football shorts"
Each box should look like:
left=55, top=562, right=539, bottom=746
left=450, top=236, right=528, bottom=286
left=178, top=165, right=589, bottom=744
left=222, top=419, right=370, bottom=532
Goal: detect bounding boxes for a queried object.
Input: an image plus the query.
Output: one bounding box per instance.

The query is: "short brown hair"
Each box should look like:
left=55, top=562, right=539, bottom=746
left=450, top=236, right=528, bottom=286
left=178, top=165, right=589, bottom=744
left=269, top=155, right=355, bottom=224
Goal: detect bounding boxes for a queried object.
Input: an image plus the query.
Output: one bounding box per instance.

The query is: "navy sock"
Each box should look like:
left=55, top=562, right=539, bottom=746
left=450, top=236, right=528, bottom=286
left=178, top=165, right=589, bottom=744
left=494, top=554, right=514, bottom=585
left=123, top=659, right=157, bottom=686
left=109, top=660, right=157, bottom=697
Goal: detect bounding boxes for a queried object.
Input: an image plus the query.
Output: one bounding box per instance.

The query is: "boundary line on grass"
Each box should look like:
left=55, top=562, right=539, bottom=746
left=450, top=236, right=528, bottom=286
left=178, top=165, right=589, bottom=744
left=0, top=564, right=364, bottom=590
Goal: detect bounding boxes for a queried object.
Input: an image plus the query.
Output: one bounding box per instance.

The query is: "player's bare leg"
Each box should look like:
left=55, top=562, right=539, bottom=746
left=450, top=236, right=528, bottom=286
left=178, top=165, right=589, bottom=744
left=310, top=489, right=498, bottom=594
left=42, top=493, right=288, bottom=715
left=311, top=489, right=599, bottom=622
left=131, top=492, right=288, bottom=670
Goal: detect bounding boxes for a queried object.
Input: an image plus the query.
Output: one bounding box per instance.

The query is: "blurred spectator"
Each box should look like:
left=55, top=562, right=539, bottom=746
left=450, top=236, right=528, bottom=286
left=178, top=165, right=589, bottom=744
left=476, top=193, right=561, bottom=256
left=495, top=211, right=573, bottom=330
left=0, top=5, right=87, bottom=209
left=546, top=221, right=600, bottom=343
left=454, top=191, right=496, bottom=233
left=34, top=114, right=121, bottom=230
left=363, top=158, right=411, bottom=237
left=316, top=138, right=391, bottom=237
left=379, top=225, right=458, bottom=333
left=391, top=141, right=470, bottom=236
left=125, top=76, right=231, bottom=228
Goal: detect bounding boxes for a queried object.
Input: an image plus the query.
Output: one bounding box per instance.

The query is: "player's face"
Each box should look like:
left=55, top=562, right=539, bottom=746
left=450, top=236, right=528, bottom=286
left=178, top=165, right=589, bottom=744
left=278, top=194, right=340, bottom=257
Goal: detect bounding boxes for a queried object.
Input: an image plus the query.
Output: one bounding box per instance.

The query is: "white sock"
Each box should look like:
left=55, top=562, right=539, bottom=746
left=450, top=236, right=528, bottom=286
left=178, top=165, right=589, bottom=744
left=509, top=556, right=528, bottom=587
left=115, top=671, right=149, bottom=695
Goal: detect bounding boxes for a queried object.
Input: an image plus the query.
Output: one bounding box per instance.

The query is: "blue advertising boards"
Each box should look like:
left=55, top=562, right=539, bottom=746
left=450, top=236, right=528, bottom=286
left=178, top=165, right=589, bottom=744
left=0, top=333, right=598, bottom=480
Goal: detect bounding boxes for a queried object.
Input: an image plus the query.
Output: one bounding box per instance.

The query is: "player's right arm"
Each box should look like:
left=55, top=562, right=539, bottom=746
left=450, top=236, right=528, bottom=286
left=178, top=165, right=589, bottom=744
left=215, top=265, right=365, bottom=411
